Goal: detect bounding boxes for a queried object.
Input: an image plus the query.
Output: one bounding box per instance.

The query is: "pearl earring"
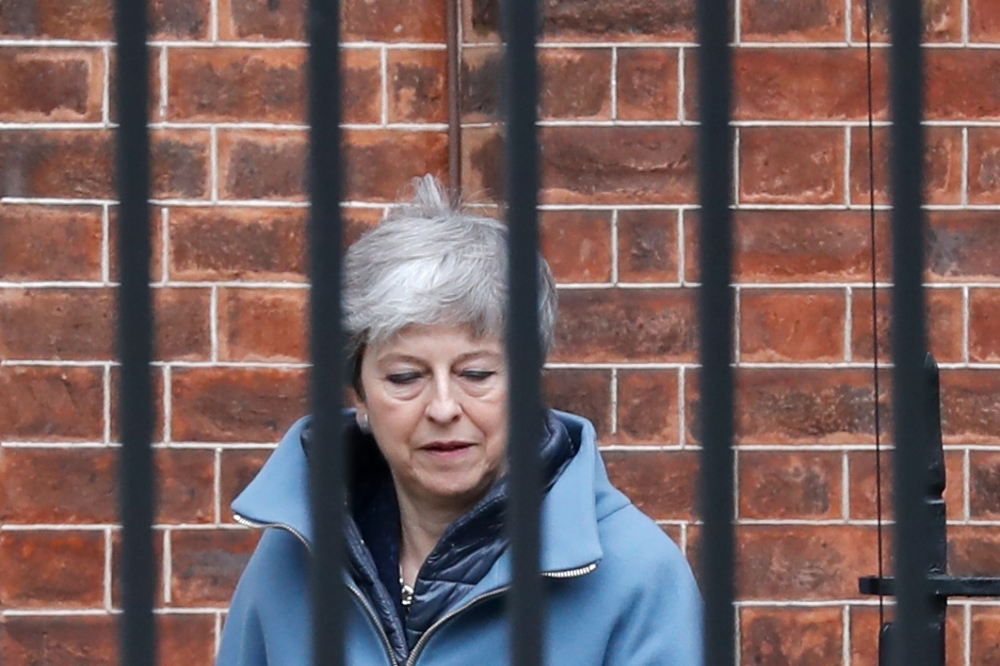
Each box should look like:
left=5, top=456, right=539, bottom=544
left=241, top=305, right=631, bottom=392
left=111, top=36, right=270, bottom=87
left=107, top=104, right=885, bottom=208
left=358, top=413, right=370, bottom=433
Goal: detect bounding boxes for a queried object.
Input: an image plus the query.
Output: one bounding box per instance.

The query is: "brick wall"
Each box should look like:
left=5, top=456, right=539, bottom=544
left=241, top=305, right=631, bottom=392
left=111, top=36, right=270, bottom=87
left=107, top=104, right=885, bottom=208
left=2, top=0, right=1000, bottom=663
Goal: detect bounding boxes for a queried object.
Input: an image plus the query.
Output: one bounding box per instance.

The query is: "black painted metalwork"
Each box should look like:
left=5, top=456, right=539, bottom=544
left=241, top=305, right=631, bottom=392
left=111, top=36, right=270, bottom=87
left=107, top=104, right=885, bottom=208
left=860, top=354, right=1000, bottom=665
left=306, top=0, right=348, bottom=664
left=695, top=0, right=736, bottom=664
left=502, top=0, right=545, bottom=661
left=114, top=0, right=157, bottom=663
left=887, top=0, right=933, bottom=661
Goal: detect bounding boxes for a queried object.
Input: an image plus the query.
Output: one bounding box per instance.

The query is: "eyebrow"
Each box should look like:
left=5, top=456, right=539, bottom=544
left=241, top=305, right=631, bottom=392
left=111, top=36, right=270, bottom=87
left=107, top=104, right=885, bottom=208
left=376, top=350, right=502, bottom=365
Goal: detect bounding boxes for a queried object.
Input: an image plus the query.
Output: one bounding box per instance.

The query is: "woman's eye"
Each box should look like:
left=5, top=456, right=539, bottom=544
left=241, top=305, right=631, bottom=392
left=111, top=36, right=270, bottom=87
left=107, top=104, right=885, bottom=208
left=386, top=372, right=422, bottom=385
left=460, top=370, right=496, bottom=382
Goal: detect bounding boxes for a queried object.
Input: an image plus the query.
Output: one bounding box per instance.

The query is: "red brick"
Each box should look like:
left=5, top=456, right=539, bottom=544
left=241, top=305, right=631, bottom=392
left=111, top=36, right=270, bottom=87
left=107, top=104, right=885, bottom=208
left=543, top=368, right=612, bottom=438
left=462, top=0, right=695, bottom=42
left=218, top=288, right=308, bottom=362
left=686, top=211, right=890, bottom=284
left=0, top=447, right=213, bottom=525
left=971, top=289, right=1000, bottom=362
left=464, top=127, right=696, bottom=205
left=851, top=287, right=965, bottom=364
left=0, top=448, right=116, bottom=524
left=0, top=49, right=103, bottom=122
left=169, top=528, right=260, bottom=606
left=741, top=607, right=842, bottom=666
left=343, top=130, right=449, bottom=201
left=539, top=210, right=612, bottom=283
left=603, top=450, right=697, bottom=520
left=0, top=0, right=112, bottom=39
left=154, top=288, right=212, bottom=361
left=739, top=127, right=844, bottom=204
left=219, top=0, right=304, bottom=39
left=740, top=289, right=846, bottom=362
left=171, top=367, right=307, bottom=442
left=940, top=370, right=1000, bottom=445
left=218, top=130, right=306, bottom=201
left=389, top=49, right=448, bottom=124
left=848, top=449, right=964, bottom=521
left=926, top=212, right=1000, bottom=283
left=0, top=530, right=104, bottom=608
left=0, top=366, right=104, bottom=441
left=540, top=49, right=612, bottom=120
left=688, top=368, right=883, bottom=446
left=615, top=369, right=680, bottom=445
left=0, top=131, right=113, bottom=199
left=152, top=0, right=210, bottom=38
left=109, top=366, right=167, bottom=444
left=219, top=130, right=449, bottom=202
left=949, top=526, right=1000, bottom=576
left=970, top=0, right=1000, bottom=41
left=687, top=48, right=889, bottom=121
left=344, top=0, right=445, bottom=41
left=737, top=525, right=877, bottom=599
left=552, top=288, right=697, bottom=363
left=740, top=451, right=843, bottom=520
left=968, top=128, right=1000, bottom=204
left=151, top=131, right=212, bottom=200
left=849, top=126, right=963, bottom=206
left=159, top=613, right=217, bottom=666
left=0, top=205, right=102, bottom=281
left=971, top=607, right=1000, bottom=666
left=0, top=288, right=113, bottom=360
left=460, top=47, right=502, bottom=123
left=168, top=48, right=306, bottom=124
left=617, top=210, right=679, bottom=283
left=169, top=207, right=306, bottom=282
left=742, top=0, right=844, bottom=41
left=615, top=48, right=678, bottom=121
left=926, top=51, right=1000, bottom=120
left=970, top=451, right=1000, bottom=519
left=852, top=605, right=964, bottom=666
left=851, top=0, right=963, bottom=43
left=0, top=616, right=117, bottom=665
left=220, top=448, right=272, bottom=522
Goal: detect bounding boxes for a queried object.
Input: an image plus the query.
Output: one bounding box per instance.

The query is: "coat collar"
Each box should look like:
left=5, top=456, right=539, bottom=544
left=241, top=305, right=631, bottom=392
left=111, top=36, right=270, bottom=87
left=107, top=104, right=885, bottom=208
left=231, top=411, right=616, bottom=586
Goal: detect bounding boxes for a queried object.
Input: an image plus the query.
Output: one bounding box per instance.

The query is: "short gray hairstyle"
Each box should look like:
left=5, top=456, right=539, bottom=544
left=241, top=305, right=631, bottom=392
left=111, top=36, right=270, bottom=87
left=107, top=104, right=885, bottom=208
left=343, top=175, right=558, bottom=385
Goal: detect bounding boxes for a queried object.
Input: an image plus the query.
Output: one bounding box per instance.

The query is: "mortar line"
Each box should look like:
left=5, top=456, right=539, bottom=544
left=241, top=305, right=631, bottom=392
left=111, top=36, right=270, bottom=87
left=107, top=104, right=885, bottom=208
left=843, top=451, right=851, bottom=520
left=963, top=285, right=971, bottom=363
left=962, top=126, right=970, bottom=206
left=104, top=363, right=112, bottom=445
left=844, top=125, right=853, bottom=205
left=610, top=46, right=618, bottom=120
left=677, top=48, right=686, bottom=123
left=964, top=447, right=972, bottom=521
left=678, top=366, right=687, bottom=448
left=161, top=207, right=171, bottom=283
left=845, top=286, right=854, bottom=362
left=965, top=602, right=972, bottom=666
left=843, top=605, right=852, bottom=666
left=214, top=448, right=223, bottom=525
left=210, top=126, right=219, bottom=202
left=160, top=46, right=169, bottom=120
left=163, top=365, right=173, bottom=444
left=102, top=46, right=111, bottom=126
left=381, top=46, right=389, bottom=126
left=610, top=209, right=620, bottom=284
left=962, top=0, right=970, bottom=45
left=211, top=0, right=220, bottom=41
left=610, top=367, right=619, bottom=435
left=163, top=529, right=172, bottom=604
left=211, top=286, right=220, bottom=362
left=102, top=204, right=111, bottom=284
left=104, top=527, right=113, bottom=610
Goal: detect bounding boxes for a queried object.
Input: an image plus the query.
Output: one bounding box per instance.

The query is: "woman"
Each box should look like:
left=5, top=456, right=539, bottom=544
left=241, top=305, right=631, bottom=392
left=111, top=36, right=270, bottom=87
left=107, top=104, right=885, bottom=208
left=217, top=176, right=703, bottom=666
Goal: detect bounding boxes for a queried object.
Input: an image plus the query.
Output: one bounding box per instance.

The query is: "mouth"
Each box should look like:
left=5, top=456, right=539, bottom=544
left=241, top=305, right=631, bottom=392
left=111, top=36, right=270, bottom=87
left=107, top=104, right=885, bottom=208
left=420, top=441, right=476, bottom=458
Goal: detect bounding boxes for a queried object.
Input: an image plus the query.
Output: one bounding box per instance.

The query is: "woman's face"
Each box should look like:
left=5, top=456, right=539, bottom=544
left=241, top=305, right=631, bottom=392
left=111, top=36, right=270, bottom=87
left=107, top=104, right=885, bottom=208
left=355, top=324, right=509, bottom=511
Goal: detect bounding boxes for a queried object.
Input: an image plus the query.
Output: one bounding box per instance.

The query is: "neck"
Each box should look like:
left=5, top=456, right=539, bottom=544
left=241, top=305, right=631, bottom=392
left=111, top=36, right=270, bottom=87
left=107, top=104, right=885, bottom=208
left=396, top=489, right=475, bottom=587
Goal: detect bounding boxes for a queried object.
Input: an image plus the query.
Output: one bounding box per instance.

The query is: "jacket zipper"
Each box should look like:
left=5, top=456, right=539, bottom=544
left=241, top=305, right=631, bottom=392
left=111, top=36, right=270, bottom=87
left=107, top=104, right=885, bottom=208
left=232, top=514, right=402, bottom=666
left=234, top=514, right=598, bottom=666
left=403, top=562, right=599, bottom=666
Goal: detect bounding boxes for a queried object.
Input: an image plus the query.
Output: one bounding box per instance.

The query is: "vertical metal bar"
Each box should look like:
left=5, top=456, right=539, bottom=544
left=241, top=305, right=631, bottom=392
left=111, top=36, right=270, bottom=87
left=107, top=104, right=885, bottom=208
left=888, top=0, right=932, bottom=661
left=114, top=0, right=157, bottom=663
left=306, top=0, right=347, bottom=664
left=446, top=0, right=462, bottom=200
left=696, top=0, right=736, bottom=661
left=503, top=0, right=544, bottom=662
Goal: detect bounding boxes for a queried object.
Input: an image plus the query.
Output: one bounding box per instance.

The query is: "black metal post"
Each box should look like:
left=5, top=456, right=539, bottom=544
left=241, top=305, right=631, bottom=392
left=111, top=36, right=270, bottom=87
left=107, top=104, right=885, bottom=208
left=306, top=0, right=348, bottom=664
left=114, top=0, right=157, bottom=664
left=888, top=0, right=932, bottom=661
left=695, top=0, right=736, bottom=664
left=503, top=0, right=544, bottom=662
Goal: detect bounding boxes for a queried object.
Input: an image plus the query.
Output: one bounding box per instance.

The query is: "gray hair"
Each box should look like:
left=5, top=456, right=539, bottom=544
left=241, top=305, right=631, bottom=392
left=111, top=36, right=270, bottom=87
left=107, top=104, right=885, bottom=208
left=343, top=175, right=558, bottom=382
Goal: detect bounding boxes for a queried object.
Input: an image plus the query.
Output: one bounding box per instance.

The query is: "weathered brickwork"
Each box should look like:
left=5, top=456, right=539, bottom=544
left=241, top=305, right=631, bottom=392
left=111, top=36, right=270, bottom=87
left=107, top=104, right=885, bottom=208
left=1, top=0, right=998, bottom=662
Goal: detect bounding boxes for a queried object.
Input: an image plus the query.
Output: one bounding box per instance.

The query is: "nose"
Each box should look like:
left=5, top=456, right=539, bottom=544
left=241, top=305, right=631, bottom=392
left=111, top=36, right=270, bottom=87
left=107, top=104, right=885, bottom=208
left=425, top=374, right=462, bottom=424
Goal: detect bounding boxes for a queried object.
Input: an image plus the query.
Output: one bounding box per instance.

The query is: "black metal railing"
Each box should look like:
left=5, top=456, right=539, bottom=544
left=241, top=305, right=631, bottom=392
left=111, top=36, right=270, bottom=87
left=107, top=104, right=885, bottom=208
left=110, top=0, right=937, bottom=662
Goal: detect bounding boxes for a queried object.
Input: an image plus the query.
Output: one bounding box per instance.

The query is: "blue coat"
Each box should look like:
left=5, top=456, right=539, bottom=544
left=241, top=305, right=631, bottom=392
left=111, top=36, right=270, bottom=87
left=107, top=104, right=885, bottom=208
left=217, top=411, right=703, bottom=666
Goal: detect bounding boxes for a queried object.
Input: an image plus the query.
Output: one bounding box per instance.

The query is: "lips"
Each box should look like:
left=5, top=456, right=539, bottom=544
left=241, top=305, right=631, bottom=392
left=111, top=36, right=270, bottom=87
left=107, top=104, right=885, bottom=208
left=421, top=441, right=476, bottom=457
